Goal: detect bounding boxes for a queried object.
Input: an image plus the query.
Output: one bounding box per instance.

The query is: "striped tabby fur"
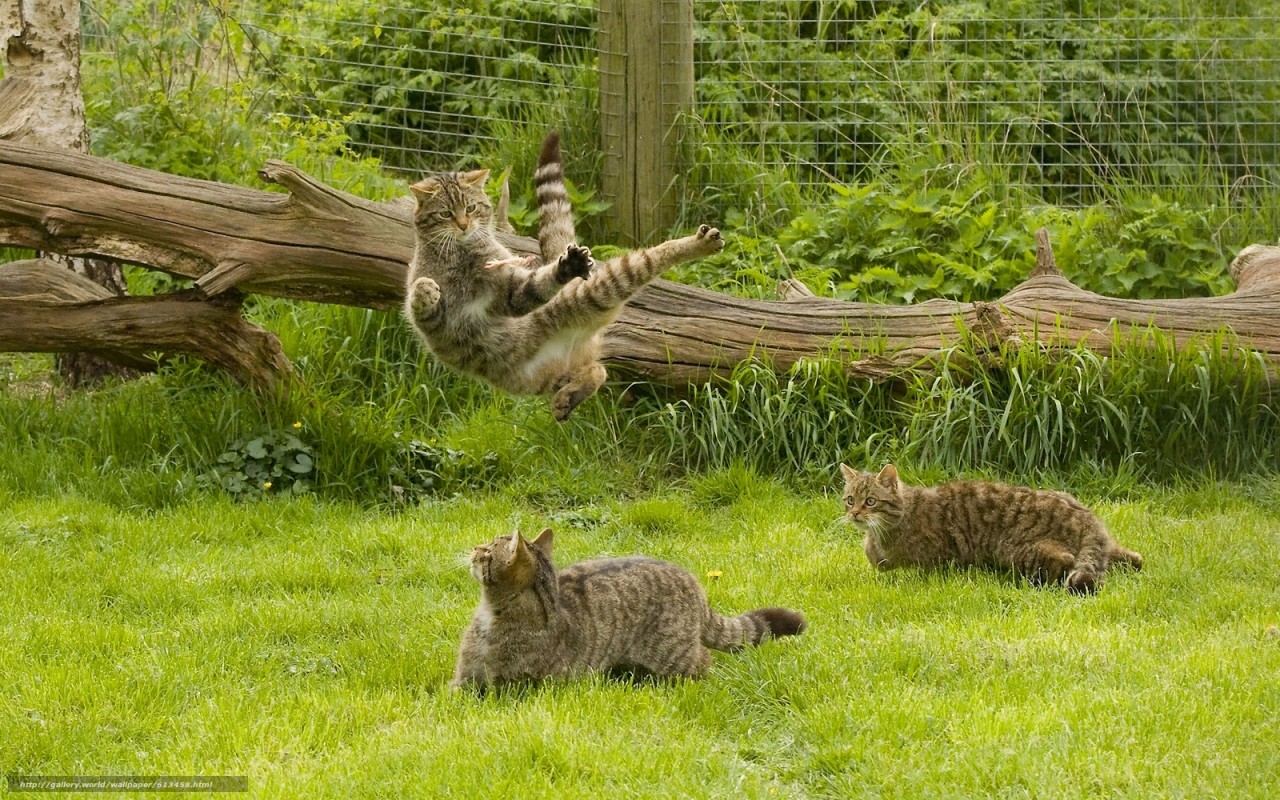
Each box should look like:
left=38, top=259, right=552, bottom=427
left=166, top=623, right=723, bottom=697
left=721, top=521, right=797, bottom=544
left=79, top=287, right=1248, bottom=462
left=405, top=131, right=724, bottom=420
left=452, top=529, right=806, bottom=690
left=841, top=464, right=1144, bottom=594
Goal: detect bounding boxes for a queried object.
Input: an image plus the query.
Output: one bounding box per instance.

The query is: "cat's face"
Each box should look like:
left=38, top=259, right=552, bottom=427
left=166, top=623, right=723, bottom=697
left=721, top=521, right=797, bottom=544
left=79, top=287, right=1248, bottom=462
left=840, top=463, right=905, bottom=534
left=410, top=170, right=493, bottom=239
left=468, top=528, right=555, bottom=593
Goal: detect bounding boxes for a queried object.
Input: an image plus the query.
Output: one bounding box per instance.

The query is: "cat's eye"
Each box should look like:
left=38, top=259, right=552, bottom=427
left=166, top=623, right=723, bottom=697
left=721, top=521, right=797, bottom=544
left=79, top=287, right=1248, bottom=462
left=466, top=203, right=479, bottom=213
left=844, top=497, right=855, bottom=507
left=864, top=497, right=877, bottom=507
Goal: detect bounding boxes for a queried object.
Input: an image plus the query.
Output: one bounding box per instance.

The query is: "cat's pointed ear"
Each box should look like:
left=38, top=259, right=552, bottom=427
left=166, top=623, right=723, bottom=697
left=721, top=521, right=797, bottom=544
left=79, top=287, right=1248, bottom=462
left=458, top=168, right=490, bottom=188
left=839, top=463, right=857, bottom=482
left=507, top=530, right=527, bottom=560
left=876, top=464, right=899, bottom=488
left=530, top=527, right=554, bottom=557
left=409, top=178, right=441, bottom=201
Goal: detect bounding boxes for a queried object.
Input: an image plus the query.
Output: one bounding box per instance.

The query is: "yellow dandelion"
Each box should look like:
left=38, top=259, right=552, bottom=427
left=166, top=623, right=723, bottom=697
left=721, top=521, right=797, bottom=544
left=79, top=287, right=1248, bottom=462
left=706, top=570, right=723, bottom=580
left=292, top=421, right=302, bottom=429
left=263, top=481, right=273, bottom=490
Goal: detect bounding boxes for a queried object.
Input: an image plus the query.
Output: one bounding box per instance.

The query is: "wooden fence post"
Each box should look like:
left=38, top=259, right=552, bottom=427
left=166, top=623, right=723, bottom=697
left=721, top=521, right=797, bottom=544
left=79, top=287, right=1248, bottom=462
left=598, top=0, right=694, bottom=245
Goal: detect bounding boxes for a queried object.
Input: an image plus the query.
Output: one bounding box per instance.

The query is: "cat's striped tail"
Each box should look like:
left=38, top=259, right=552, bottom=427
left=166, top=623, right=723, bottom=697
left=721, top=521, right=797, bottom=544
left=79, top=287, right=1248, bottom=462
left=702, top=607, right=807, bottom=652
left=534, top=131, right=576, bottom=265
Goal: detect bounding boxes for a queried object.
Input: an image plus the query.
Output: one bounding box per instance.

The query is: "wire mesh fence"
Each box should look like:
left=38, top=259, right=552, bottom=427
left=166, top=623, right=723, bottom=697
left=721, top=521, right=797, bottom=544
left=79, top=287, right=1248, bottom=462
left=235, top=0, right=598, bottom=175
left=690, top=0, right=1280, bottom=206
left=81, top=0, right=1280, bottom=211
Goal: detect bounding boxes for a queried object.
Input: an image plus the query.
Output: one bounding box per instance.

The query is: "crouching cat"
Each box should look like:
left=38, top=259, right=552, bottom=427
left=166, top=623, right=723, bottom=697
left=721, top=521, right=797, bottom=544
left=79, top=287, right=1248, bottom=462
left=404, top=131, right=725, bottom=421
left=452, top=528, right=806, bottom=690
left=840, top=464, right=1143, bottom=594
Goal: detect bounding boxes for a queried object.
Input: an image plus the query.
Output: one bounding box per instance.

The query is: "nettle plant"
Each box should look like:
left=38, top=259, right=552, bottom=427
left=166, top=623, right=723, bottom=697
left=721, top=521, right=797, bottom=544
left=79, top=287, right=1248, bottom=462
left=387, top=435, right=501, bottom=504
left=206, top=424, right=314, bottom=500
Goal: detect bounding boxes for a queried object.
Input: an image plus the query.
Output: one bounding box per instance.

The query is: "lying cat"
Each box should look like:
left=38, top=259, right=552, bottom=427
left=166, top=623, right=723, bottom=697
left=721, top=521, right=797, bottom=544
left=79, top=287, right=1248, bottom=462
left=840, top=464, right=1143, bottom=593
left=452, top=528, right=806, bottom=690
left=405, top=132, right=724, bottom=420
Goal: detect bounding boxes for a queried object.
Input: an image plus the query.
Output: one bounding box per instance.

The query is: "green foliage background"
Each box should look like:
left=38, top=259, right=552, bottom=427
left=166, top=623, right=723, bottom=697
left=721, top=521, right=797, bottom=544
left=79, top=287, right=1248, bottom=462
left=79, top=0, right=1280, bottom=304
left=0, top=0, right=1264, bottom=505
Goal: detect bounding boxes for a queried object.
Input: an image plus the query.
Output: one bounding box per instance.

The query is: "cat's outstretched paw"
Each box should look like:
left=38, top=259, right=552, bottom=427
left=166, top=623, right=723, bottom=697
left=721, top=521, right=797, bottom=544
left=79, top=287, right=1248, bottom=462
left=691, top=224, right=725, bottom=256
left=409, top=276, right=441, bottom=318
left=555, top=243, right=594, bottom=283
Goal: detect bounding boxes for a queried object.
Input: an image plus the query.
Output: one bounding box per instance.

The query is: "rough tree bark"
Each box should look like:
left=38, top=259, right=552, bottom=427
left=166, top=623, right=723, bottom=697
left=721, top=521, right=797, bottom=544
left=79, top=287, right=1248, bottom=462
left=0, top=258, right=293, bottom=387
left=1, top=139, right=1278, bottom=389
left=1, top=0, right=133, bottom=385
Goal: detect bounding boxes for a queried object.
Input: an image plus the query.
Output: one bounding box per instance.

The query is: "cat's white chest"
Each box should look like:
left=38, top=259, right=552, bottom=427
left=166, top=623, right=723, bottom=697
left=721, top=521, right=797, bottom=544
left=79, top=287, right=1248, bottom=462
left=523, top=329, right=586, bottom=376
left=459, top=292, right=492, bottom=319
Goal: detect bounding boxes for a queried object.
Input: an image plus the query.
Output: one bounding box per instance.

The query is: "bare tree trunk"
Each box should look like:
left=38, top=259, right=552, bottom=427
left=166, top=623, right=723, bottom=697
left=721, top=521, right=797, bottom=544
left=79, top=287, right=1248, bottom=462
left=1, top=0, right=132, bottom=386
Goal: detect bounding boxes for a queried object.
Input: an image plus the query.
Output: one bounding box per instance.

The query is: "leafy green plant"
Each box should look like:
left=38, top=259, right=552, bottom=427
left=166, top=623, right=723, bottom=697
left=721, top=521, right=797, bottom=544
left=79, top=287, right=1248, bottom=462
left=387, top=435, right=501, bottom=504
left=689, top=154, right=1245, bottom=305
left=248, top=0, right=598, bottom=174
left=81, top=0, right=399, bottom=197
left=204, top=424, right=314, bottom=500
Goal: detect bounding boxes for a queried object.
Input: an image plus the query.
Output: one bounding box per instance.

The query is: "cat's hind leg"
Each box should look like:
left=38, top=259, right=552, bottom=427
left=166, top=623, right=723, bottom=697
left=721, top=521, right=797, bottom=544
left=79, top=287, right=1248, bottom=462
left=638, top=641, right=711, bottom=680
left=678, top=647, right=713, bottom=680
left=550, top=362, right=607, bottom=422
left=1106, top=541, right=1144, bottom=571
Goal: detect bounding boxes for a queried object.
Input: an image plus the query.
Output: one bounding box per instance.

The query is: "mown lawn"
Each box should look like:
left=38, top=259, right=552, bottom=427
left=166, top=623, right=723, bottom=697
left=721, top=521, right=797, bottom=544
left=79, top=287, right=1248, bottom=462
left=3, top=480, right=1278, bottom=798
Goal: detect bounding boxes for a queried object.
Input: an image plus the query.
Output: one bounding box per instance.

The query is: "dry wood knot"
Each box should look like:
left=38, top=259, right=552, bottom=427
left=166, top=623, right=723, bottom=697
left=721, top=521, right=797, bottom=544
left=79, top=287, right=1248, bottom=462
left=1230, top=244, right=1280, bottom=291
left=1029, top=227, right=1063, bottom=278
left=972, top=302, right=1020, bottom=351
left=5, top=35, right=41, bottom=67
left=777, top=277, right=817, bottom=301
left=41, top=209, right=73, bottom=237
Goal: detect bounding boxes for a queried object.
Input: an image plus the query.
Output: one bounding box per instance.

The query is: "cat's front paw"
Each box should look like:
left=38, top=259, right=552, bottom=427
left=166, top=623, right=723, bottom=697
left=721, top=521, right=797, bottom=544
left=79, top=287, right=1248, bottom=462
left=409, top=276, right=441, bottom=317
left=555, top=243, right=594, bottom=283
left=691, top=224, right=725, bottom=255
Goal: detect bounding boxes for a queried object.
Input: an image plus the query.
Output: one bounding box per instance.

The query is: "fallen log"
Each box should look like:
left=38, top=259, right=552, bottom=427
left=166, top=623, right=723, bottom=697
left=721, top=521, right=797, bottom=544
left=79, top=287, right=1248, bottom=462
left=608, top=232, right=1280, bottom=383
left=1, top=139, right=1278, bottom=388
left=1, top=2, right=138, bottom=387
left=0, top=258, right=293, bottom=388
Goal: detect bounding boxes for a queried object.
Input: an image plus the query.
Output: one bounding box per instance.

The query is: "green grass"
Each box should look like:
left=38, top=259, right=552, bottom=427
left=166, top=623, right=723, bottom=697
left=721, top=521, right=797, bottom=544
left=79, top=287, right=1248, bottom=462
left=3, top=301, right=1278, bottom=515
left=3, top=477, right=1279, bottom=798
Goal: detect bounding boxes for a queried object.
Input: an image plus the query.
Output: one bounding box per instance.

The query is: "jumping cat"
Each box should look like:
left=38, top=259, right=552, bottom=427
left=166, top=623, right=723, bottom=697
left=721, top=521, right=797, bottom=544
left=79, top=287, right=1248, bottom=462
left=840, top=464, right=1143, bottom=594
left=452, top=528, right=807, bottom=690
left=404, top=131, right=725, bottom=421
